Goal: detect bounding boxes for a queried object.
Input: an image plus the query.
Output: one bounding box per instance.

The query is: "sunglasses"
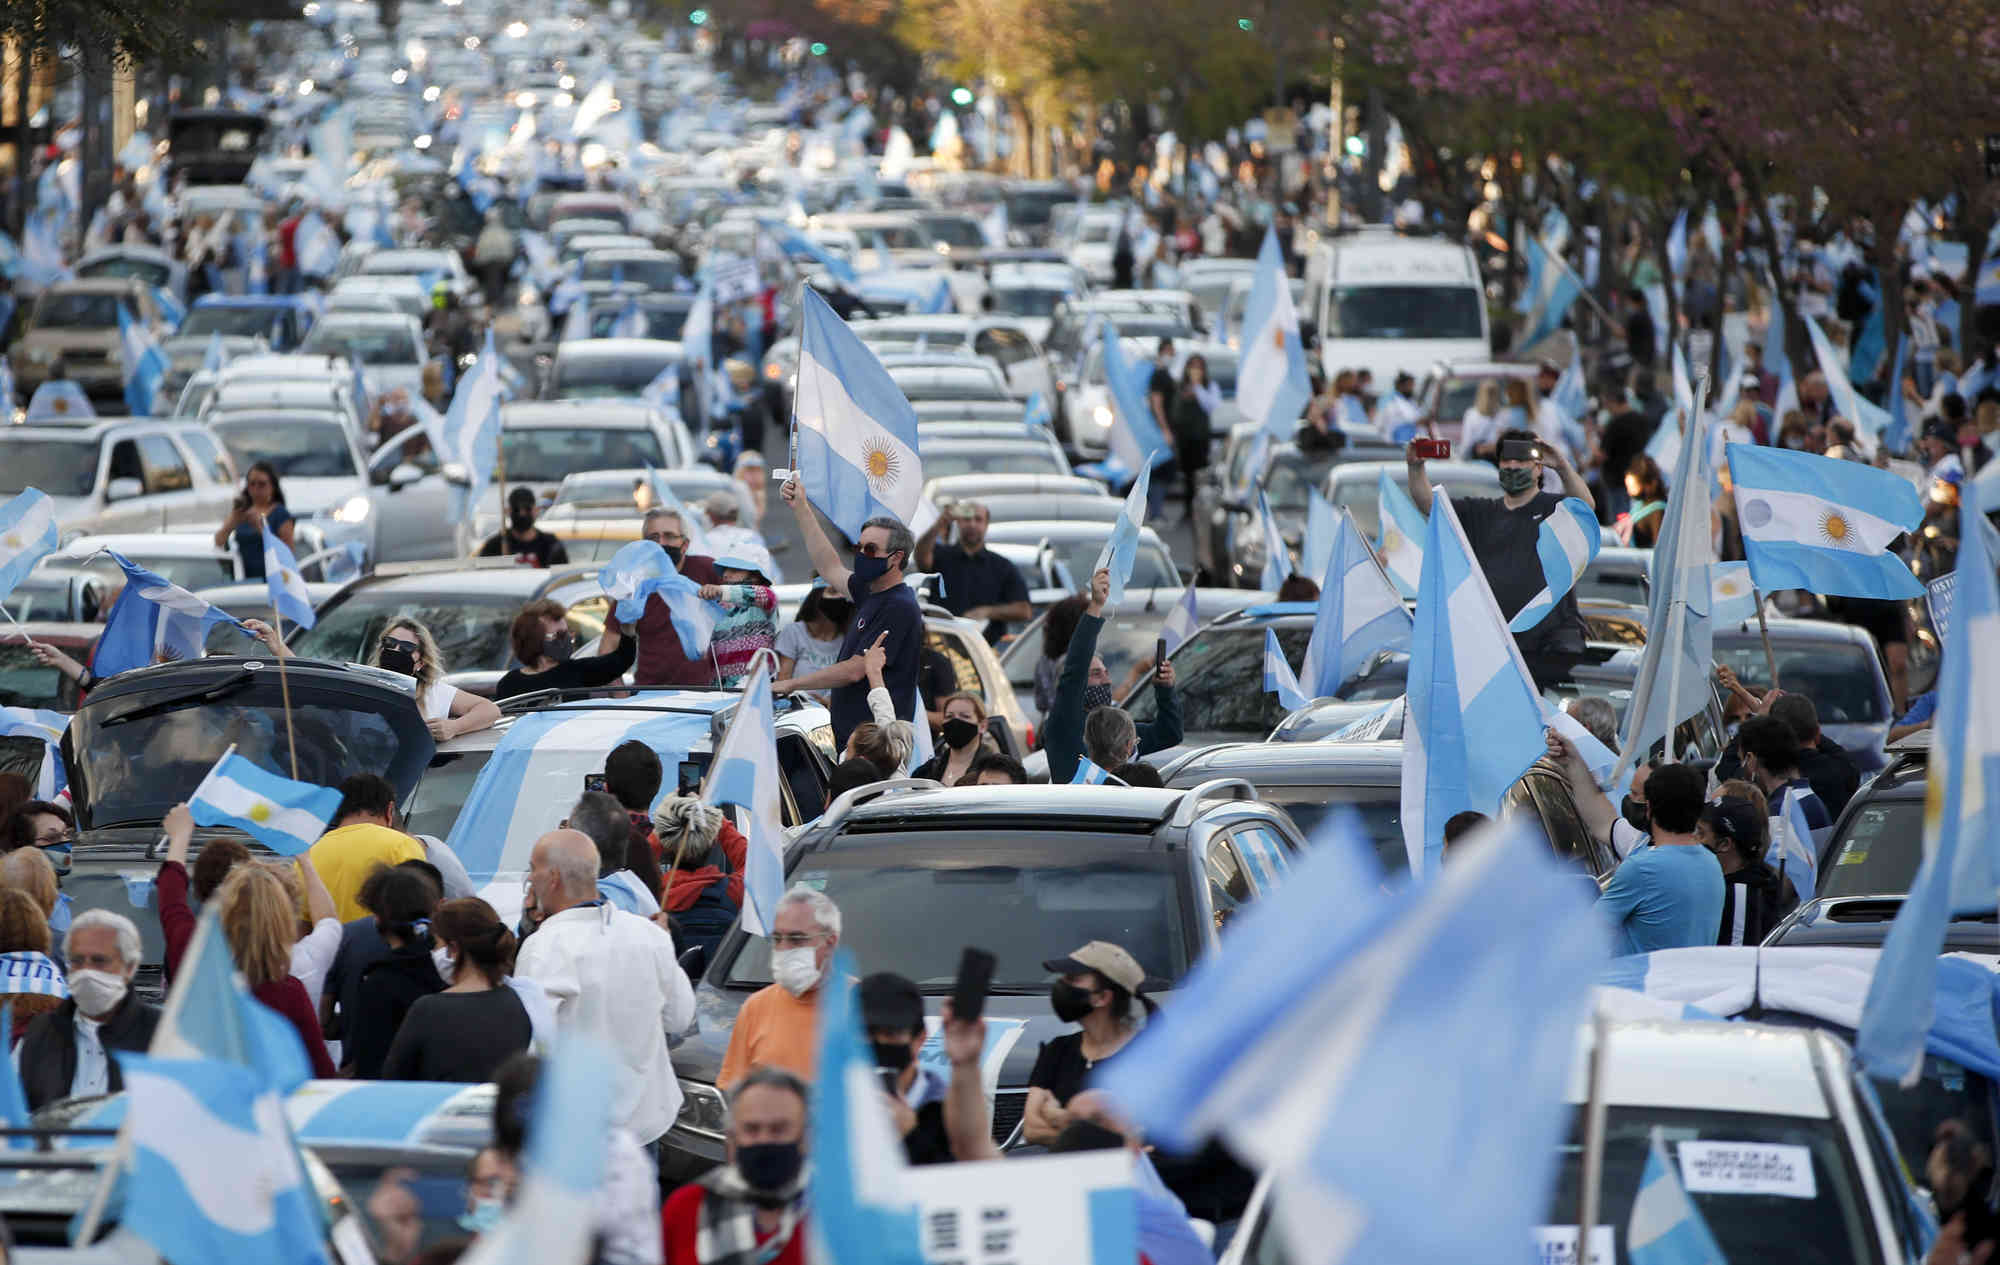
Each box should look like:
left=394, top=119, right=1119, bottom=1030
left=856, top=542, right=899, bottom=558
left=380, top=636, right=420, bottom=655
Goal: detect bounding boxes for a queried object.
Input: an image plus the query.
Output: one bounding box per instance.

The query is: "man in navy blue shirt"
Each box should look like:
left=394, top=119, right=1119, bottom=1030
left=1737, top=715, right=1831, bottom=831
left=773, top=476, right=923, bottom=751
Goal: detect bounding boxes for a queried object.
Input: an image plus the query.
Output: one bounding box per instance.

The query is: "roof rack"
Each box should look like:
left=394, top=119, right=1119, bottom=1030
left=817, top=777, right=943, bottom=834
left=1169, top=778, right=1258, bottom=828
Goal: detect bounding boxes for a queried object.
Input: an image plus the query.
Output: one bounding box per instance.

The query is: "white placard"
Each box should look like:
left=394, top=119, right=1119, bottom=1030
left=1532, top=1225, right=1614, bottom=1265
left=905, top=1148, right=1133, bottom=1265
left=1677, top=1140, right=1817, bottom=1199
left=711, top=256, right=761, bottom=305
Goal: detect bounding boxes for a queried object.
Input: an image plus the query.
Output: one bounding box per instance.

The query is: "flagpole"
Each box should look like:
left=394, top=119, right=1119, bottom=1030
left=1575, top=1007, right=1610, bottom=1262
left=1751, top=587, right=1780, bottom=690
left=270, top=605, right=299, bottom=779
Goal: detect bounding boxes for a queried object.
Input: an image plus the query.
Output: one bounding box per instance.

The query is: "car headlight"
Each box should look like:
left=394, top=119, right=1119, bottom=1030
left=675, top=1078, right=727, bottom=1139
left=1090, top=404, right=1113, bottom=432
left=331, top=494, right=372, bottom=524
left=763, top=361, right=782, bottom=382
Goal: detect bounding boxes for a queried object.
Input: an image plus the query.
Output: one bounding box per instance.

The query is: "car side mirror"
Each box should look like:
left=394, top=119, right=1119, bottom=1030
left=387, top=462, right=424, bottom=491
left=105, top=476, right=144, bottom=502
left=677, top=944, right=707, bottom=980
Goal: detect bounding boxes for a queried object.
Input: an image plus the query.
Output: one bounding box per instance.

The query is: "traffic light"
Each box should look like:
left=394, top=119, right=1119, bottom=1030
left=689, top=8, right=708, bottom=23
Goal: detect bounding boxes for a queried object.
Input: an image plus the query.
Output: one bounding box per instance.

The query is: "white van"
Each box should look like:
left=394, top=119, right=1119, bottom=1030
left=1306, top=228, right=1489, bottom=384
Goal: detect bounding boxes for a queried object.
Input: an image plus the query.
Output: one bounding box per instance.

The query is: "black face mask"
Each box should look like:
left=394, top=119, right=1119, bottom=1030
left=1050, top=980, right=1095, bottom=1023
left=378, top=647, right=418, bottom=677
left=509, top=511, right=535, bottom=533
left=1622, top=797, right=1650, bottom=834
left=735, top=1140, right=804, bottom=1196
left=871, top=1040, right=914, bottom=1072
left=1082, top=683, right=1114, bottom=711
left=941, top=717, right=979, bottom=751
left=542, top=631, right=575, bottom=663
left=665, top=544, right=685, bottom=566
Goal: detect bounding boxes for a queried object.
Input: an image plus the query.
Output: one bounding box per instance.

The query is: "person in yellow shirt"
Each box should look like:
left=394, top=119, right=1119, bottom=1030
left=309, top=774, right=426, bottom=923
left=718, top=887, right=841, bottom=1090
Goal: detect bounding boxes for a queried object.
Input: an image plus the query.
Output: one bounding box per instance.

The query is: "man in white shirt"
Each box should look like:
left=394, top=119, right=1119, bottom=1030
left=516, top=829, right=695, bottom=1146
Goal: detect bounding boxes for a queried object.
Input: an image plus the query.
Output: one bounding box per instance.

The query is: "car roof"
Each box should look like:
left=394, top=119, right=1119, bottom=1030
left=984, top=521, right=1168, bottom=545
left=501, top=400, right=664, bottom=426
left=1714, top=617, right=1877, bottom=648
left=1568, top=1019, right=1836, bottom=1118
left=344, top=563, right=601, bottom=597
left=55, top=533, right=229, bottom=558
left=310, top=312, right=415, bottom=328
left=551, top=337, right=683, bottom=360
left=1165, top=740, right=1406, bottom=785
left=1328, top=458, right=1497, bottom=484
left=818, top=783, right=1192, bottom=837
left=192, top=294, right=311, bottom=309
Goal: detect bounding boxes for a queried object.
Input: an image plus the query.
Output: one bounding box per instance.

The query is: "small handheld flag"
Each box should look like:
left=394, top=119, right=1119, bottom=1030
left=188, top=747, right=342, bottom=856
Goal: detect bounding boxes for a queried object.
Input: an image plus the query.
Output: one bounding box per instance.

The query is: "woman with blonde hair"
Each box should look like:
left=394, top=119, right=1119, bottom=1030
left=1462, top=378, right=1505, bottom=460
left=0, top=848, right=61, bottom=964
left=0, top=888, right=65, bottom=1031
left=252, top=613, right=500, bottom=742
left=215, top=863, right=337, bottom=1076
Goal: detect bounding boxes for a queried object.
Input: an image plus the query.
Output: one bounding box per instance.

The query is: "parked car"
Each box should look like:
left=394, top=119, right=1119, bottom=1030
left=297, top=312, right=431, bottom=399
left=463, top=401, right=696, bottom=541
left=541, top=337, right=687, bottom=402
left=0, top=621, right=95, bottom=710
left=7, top=278, right=168, bottom=405
left=73, top=244, right=187, bottom=306
left=1714, top=618, right=1893, bottom=770
left=982, top=521, right=1182, bottom=600
left=0, top=419, right=238, bottom=533
left=0, top=566, right=114, bottom=624
left=919, top=438, right=1073, bottom=481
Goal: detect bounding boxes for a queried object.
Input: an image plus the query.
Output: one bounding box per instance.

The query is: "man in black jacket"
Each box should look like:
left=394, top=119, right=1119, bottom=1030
left=1771, top=694, right=1862, bottom=821
left=19, top=911, right=159, bottom=1109
left=862, top=973, right=954, bottom=1165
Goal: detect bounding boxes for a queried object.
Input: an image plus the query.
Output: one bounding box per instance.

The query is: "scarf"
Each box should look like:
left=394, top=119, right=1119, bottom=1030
left=693, top=1164, right=808, bottom=1265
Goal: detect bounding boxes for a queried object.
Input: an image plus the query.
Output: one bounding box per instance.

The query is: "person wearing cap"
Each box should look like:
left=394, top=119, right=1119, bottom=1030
left=704, top=492, right=783, bottom=584
left=700, top=544, right=778, bottom=686
left=914, top=499, right=1031, bottom=646
left=1921, top=417, right=1966, bottom=485
left=860, top=972, right=955, bottom=1165
left=494, top=598, right=633, bottom=702
left=1699, top=782, right=1798, bottom=946
left=1025, top=940, right=1155, bottom=1146
left=478, top=486, right=571, bottom=568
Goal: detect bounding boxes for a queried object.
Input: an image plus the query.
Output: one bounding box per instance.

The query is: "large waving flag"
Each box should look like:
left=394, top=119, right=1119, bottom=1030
left=1727, top=445, right=1922, bottom=599
left=153, top=286, right=186, bottom=332
left=1256, top=487, right=1292, bottom=591
left=441, top=328, right=506, bottom=520
left=1616, top=383, right=1714, bottom=780
left=1507, top=496, right=1601, bottom=632
left=1236, top=226, right=1312, bottom=440
left=1090, top=463, right=1152, bottom=607
left=455, top=1036, right=614, bottom=1265
left=1519, top=236, right=1584, bottom=349
left=1375, top=469, right=1426, bottom=598
left=293, top=211, right=341, bottom=278
left=23, top=380, right=93, bottom=421
left=94, top=553, right=253, bottom=677
left=201, top=331, right=227, bottom=374
left=761, top=219, right=859, bottom=286
left=1095, top=813, right=1605, bottom=1265
left=1858, top=479, right=2000, bottom=1085
left=1882, top=333, right=1912, bottom=456
left=1263, top=628, right=1309, bottom=711
left=1647, top=342, right=1696, bottom=482
left=117, top=305, right=170, bottom=417
left=794, top=286, right=926, bottom=537
left=262, top=521, right=316, bottom=631
left=703, top=663, right=786, bottom=936
left=1627, top=1129, right=1728, bottom=1265
left=110, top=1055, right=329, bottom=1265
left=1401, top=492, right=1547, bottom=876
left=1802, top=313, right=1887, bottom=456
left=597, top=540, right=715, bottom=657
left=0, top=489, right=59, bottom=603
left=1099, top=322, right=1173, bottom=479
left=188, top=748, right=341, bottom=857
left=1768, top=789, right=1818, bottom=898
left=1300, top=508, right=1412, bottom=698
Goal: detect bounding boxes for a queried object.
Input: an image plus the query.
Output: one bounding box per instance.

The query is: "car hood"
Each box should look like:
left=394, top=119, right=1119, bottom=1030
left=279, top=477, right=371, bottom=517
left=17, top=328, right=118, bottom=353
left=163, top=335, right=266, bottom=371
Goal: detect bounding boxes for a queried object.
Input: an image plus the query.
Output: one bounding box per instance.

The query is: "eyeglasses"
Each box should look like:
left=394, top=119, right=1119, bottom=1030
left=856, top=542, right=896, bottom=558
left=645, top=531, right=685, bottom=546
left=769, top=931, right=823, bottom=949
left=380, top=636, right=420, bottom=654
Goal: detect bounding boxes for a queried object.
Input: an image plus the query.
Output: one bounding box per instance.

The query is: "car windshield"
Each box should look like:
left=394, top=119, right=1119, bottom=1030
left=290, top=593, right=526, bottom=671
left=501, top=427, right=666, bottom=481
left=1332, top=469, right=1497, bottom=538
left=300, top=325, right=419, bottom=366
left=34, top=293, right=122, bottom=329
left=1579, top=565, right=1648, bottom=608
left=920, top=217, right=985, bottom=248
left=580, top=257, right=682, bottom=288
left=723, top=849, right=1189, bottom=991
left=80, top=258, right=171, bottom=287
left=892, top=371, right=1006, bottom=401
left=211, top=421, right=358, bottom=479
left=363, top=254, right=452, bottom=277
left=990, top=287, right=1068, bottom=318
left=1264, top=455, right=1338, bottom=516
left=1131, top=624, right=1309, bottom=737
left=1327, top=286, right=1484, bottom=341
left=1258, top=785, right=1406, bottom=874
left=587, top=307, right=689, bottom=341
left=551, top=358, right=681, bottom=399
left=0, top=439, right=99, bottom=497
left=1545, top=1107, right=1873, bottom=1264
left=1714, top=640, right=1885, bottom=724
left=866, top=332, right=968, bottom=353
left=400, top=748, right=494, bottom=843
left=0, top=641, right=72, bottom=710
left=923, top=448, right=1065, bottom=480
left=1819, top=797, right=1923, bottom=899
left=179, top=307, right=277, bottom=338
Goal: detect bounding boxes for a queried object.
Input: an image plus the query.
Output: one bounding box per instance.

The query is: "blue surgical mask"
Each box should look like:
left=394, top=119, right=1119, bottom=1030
left=459, top=1195, right=505, bottom=1233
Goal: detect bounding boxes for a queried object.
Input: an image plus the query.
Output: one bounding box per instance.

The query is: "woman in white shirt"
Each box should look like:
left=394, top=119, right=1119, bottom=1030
left=373, top=618, right=501, bottom=742
left=773, top=586, right=851, bottom=703
left=1460, top=379, right=1504, bottom=459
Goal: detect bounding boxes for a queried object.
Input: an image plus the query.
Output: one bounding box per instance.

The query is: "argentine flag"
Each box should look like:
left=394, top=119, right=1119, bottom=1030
left=262, top=521, right=316, bottom=631
left=1376, top=469, right=1426, bottom=598
left=1071, top=756, right=1120, bottom=786
left=598, top=540, right=715, bottom=657
left=0, top=707, right=67, bottom=798
left=1090, top=463, right=1151, bottom=608
left=23, top=380, right=93, bottom=421
left=1256, top=487, right=1292, bottom=591
left=1507, top=497, right=1600, bottom=632
left=704, top=663, right=786, bottom=937
left=189, top=749, right=340, bottom=857
left=1769, top=790, right=1818, bottom=897
left=1300, top=507, right=1412, bottom=698
left=1100, top=322, right=1173, bottom=479
left=1300, top=488, right=1337, bottom=591
left=1401, top=492, right=1548, bottom=876
left=1159, top=578, right=1200, bottom=657
left=0, top=489, right=60, bottom=604
left=201, top=331, right=227, bottom=374
left=1627, top=1130, right=1728, bottom=1265
left=111, top=1055, right=330, bottom=1265
left=117, top=304, right=170, bottom=417
left=548, top=262, right=586, bottom=316
left=611, top=296, right=648, bottom=339
left=1709, top=561, right=1757, bottom=626
left=94, top=553, right=253, bottom=677
left=1802, top=313, right=1888, bottom=456
left=153, top=286, right=186, bottom=332
left=1263, top=628, right=1310, bottom=711
left=441, top=329, right=506, bottom=518
left=1519, top=236, right=1583, bottom=349
left=1236, top=226, right=1311, bottom=440
left=1726, top=445, right=1922, bottom=599
left=762, top=218, right=860, bottom=286
left=561, top=296, right=591, bottom=342
left=794, top=286, right=926, bottom=538
left=294, top=211, right=341, bottom=278
left=454, top=1037, right=615, bottom=1265
left=1023, top=390, right=1053, bottom=430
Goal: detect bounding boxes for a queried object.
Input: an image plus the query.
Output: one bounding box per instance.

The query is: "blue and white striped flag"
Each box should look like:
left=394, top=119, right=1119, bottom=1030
left=1376, top=468, right=1426, bottom=598
left=0, top=348, right=14, bottom=417
left=1301, top=507, right=1411, bottom=698
left=440, top=329, right=506, bottom=519
left=294, top=212, right=340, bottom=278
left=906, top=681, right=934, bottom=770
left=110, top=1055, right=329, bottom=1265
left=1519, top=236, right=1584, bottom=349
left=1263, top=628, right=1309, bottom=712
left=1769, top=789, right=1818, bottom=898
left=1096, top=814, right=1605, bottom=1265
left=23, top=380, right=92, bottom=421
left=0, top=707, right=66, bottom=798
left=703, top=664, right=786, bottom=936
left=117, top=304, right=170, bottom=417
left=153, top=286, right=186, bottom=332
left=1727, top=445, right=1922, bottom=599
left=1236, top=227, right=1312, bottom=441
left=1070, top=756, right=1119, bottom=786
left=1627, top=1130, right=1727, bottom=1265
left=610, top=296, right=647, bottom=339
left=597, top=540, right=715, bottom=657
left=548, top=262, right=586, bottom=316
left=347, top=350, right=370, bottom=419
left=1858, top=483, right=2000, bottom=1085
left=150, top=908, right=313, bottom=1090
left=1300, top=488, right=1337, bottom=591
left=1508, top=496, right=1600, bottom=631
left=1256, top=486, right=1292, bottom=591
left=188, top=749, right=341, bottom=857
left=794, top=286, right=927, bottom=537
left=561, top=296, right=591, bottom=343
left=1100, top=322, right=1173, bottom=478
left=1709, top=561, right=1756, bottom=627
left=762, top=219, right=859, bottom=286
left=1023, top=390, right=1052, bottom=431
left=0, top=489, right=59, bottom=604
left=1802, top=312, right=1889, bottom=456
left=1159, top=577, right=1200, bottom=657
left=262, top=521, right=316, bottom=631
left=1401, top=493, right=1547, bottom=876
left=1090, top=463, right=1151, bottom=608
left=94, top=553, right=254, bottom=677
left=1648, top=343, right=1695, bottom=482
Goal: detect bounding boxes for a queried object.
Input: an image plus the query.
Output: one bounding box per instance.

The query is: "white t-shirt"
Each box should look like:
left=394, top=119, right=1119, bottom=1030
left=422, top=679, right=456, bottom=720
left=289, top=917, right=344, bottom=1008
left=775, top=621, right=841, bottom=679
left=1461, top=407, right=1501, bottom=455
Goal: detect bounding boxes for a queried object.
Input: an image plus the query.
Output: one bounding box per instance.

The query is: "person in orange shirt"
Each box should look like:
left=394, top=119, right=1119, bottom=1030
left=716, top=887, right=840, bottom=1090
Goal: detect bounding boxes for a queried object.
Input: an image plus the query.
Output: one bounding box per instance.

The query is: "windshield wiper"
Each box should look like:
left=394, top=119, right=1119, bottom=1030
left=98, top=675, right=253, bottom=729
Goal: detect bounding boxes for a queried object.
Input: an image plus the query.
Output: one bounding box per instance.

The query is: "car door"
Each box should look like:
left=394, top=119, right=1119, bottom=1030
left=167, top=427, right=239, bottom=523
left=365, top=425, right=463, bottom=562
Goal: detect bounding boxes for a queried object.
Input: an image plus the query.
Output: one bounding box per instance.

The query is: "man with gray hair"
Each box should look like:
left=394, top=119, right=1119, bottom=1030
left=18, top=910, right=159, bottom=1109
left=515, top=829, right=694, bottom=1145
left=634, top=506, right=723, bottom=687
left=566, top=790, right=660, bottom=917
left=719, top=885, right=841, bottom=1089
left=775, top=473, right=924, bottom=751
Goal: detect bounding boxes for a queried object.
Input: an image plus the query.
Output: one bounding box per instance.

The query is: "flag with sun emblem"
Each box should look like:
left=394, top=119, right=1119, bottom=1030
left=188, top=748, right=342, bottom=856
left=261, top=520, right=317, bottom=631
left=793, top=286, right=925, bottom=538
left=1235, top=227, right=1311, bottom=441
left=0, top=489, right=59, bottom=605
left=1726, top=445, right=1923, bottom=599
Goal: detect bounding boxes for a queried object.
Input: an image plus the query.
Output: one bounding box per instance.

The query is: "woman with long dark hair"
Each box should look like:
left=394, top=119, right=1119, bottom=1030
left=214, top=460, right=294, bottom=580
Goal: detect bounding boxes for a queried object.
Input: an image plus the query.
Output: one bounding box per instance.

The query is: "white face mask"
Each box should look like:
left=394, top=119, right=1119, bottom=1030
left=69, top=969, right=129, bottom=1018
left=431, top=945, right=457, bottom=983
left=772, top=946, right=822, bottom=997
